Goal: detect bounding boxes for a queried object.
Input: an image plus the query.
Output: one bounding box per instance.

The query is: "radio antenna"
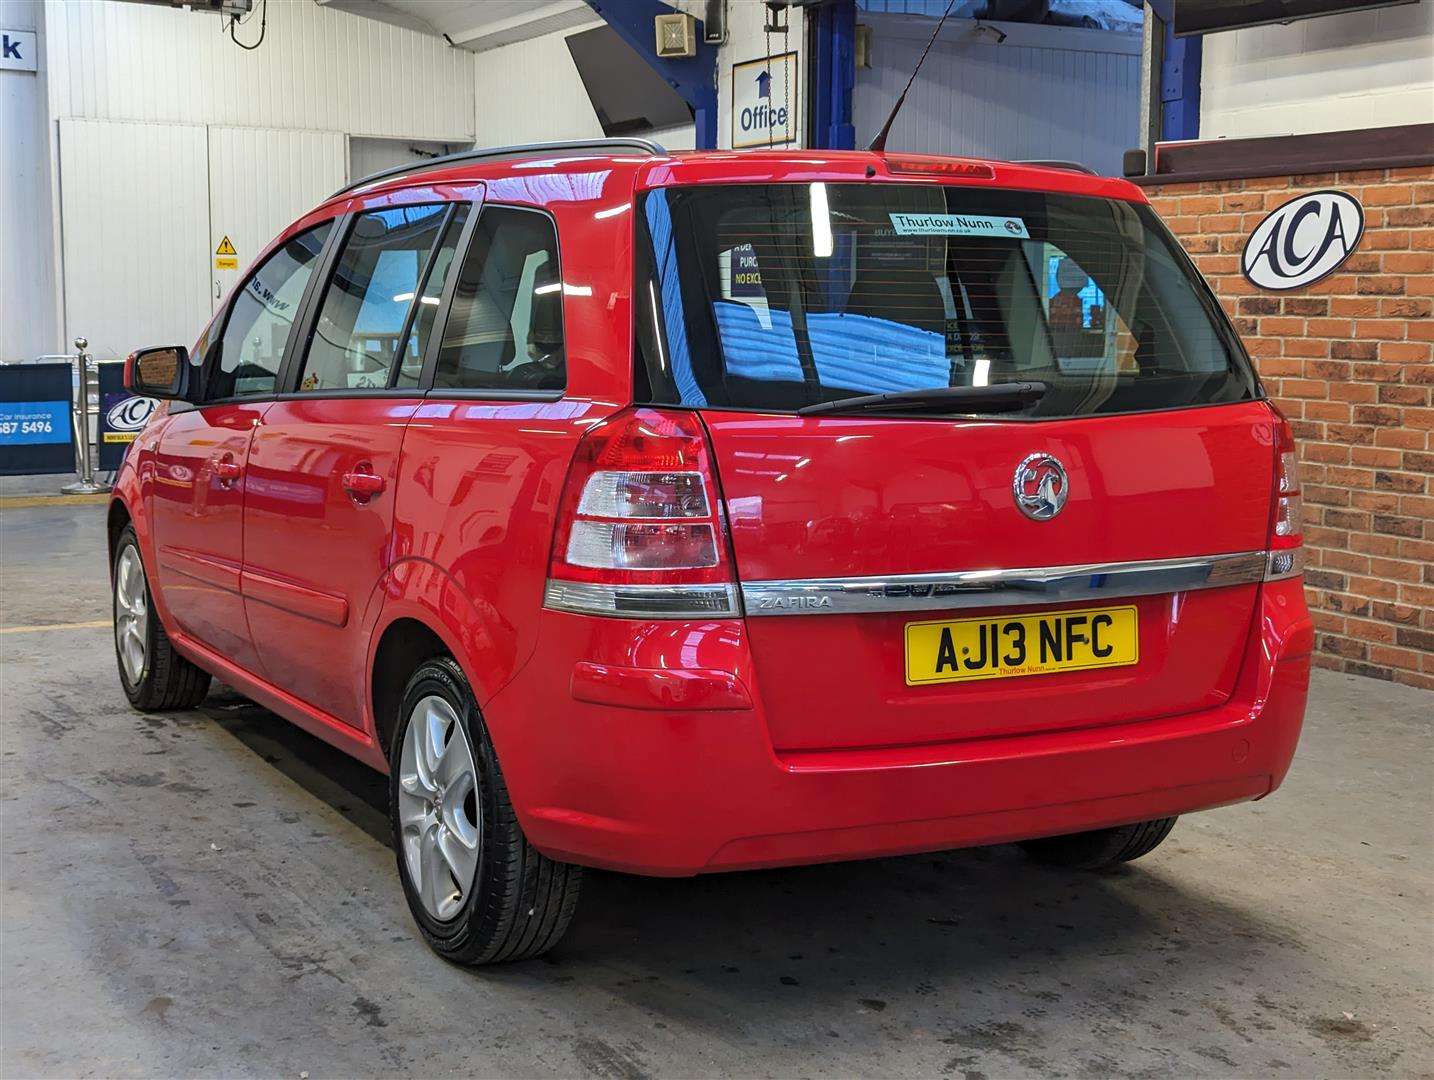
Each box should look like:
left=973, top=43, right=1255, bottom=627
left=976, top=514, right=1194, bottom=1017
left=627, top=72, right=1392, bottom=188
left=865, top=0, right=959, bottom=153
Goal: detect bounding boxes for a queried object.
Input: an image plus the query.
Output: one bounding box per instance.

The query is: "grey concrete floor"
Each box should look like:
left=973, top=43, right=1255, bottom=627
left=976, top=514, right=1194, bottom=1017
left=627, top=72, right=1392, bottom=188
left=2, top=501, right=1431, bottom=1079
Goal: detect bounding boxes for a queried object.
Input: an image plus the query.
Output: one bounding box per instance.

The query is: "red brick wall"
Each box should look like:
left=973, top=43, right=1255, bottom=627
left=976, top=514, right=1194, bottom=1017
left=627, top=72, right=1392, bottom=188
left=1145, top=166, right=1433, bottom=690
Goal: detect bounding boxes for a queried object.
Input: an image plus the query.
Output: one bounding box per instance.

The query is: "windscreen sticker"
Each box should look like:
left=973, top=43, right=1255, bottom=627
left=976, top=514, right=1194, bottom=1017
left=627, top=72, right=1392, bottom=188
left=888, top=213, right=1031, bottom=239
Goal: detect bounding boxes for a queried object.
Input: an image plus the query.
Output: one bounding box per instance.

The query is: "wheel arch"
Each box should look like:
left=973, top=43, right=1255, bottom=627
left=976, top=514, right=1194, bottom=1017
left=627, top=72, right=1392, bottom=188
left=106, top=496, right=133, bottom=572
left=370, top=616, right=451, bottom=762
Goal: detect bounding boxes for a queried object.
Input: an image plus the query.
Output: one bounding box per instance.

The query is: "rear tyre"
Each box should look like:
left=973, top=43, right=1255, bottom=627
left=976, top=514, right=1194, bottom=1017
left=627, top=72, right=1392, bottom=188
left=1019, top=817, right=1178, bottom=870
left=112, top=525, right=211, bottom=712
left=389, top=655, right=581, bottom=965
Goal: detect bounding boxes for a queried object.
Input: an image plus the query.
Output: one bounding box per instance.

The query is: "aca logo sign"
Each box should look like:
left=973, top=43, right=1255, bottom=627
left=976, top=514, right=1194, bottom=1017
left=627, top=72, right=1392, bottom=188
left=106, top=395, right=157, bottom=433
left=1241, top=191, right=1364, bottom=291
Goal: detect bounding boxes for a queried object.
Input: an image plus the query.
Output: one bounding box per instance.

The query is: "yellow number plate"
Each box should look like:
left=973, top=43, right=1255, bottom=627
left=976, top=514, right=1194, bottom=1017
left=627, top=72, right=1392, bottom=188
left=905, top=605, right=1139, bottom=686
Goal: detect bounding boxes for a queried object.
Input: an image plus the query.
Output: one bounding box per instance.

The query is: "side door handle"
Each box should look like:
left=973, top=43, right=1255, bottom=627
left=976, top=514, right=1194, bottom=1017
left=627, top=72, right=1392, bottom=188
left=214, top=456, right=242, bottom=486
left=343, top=465, right=386, bottom=503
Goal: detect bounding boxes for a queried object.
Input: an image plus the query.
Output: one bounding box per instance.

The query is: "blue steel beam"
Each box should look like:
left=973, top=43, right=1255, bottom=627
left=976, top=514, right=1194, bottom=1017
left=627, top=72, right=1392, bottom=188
left=582, top=0, right=719, bottom=149
left=811, top=0, right=857, bottom=149
left=1147, top=0, right=1200, bottom=141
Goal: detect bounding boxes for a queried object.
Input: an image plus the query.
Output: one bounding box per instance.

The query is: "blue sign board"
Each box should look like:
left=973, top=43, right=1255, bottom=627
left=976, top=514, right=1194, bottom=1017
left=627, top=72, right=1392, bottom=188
left=0, top=362, right=75, bottom=476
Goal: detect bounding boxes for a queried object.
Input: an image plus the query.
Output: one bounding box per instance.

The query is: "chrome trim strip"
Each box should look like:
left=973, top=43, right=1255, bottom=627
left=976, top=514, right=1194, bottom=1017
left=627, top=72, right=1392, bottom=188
left=740, top=551, right=1270, bottom=616
left=544, top=580, right=741, bottom=619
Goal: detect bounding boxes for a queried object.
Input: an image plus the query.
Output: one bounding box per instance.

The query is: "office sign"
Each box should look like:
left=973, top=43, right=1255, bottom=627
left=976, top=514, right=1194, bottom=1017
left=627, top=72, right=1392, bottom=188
left=0, top=363, right=74, bottom=476
left=1242, top=190, right=1364, bottom=291
left=97, top=362, right=157, bottom=471
left=732, top=53, right=797, bottom=149
left=1, top=29, right=38, bottom=73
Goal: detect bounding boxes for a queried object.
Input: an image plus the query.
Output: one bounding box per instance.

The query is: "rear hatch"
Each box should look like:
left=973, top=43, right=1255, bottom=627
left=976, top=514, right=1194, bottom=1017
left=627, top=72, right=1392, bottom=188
left=635, top=175, right=1274, bottom=751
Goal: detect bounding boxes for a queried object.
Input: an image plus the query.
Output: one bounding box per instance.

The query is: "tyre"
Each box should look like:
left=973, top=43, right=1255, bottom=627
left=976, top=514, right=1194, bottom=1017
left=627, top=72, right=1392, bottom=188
left=112, top=524, right=212, bottom=712
left=389, top=655, right=581, bottom=965
left=1019, top=817, right=1177, bottom=871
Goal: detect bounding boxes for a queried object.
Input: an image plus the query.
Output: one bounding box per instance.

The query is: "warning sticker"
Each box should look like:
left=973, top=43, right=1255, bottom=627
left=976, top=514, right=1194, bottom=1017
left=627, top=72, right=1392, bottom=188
left=214, top=235, right=238, bottom=270
left=888, top=213, right=1030, bottom=239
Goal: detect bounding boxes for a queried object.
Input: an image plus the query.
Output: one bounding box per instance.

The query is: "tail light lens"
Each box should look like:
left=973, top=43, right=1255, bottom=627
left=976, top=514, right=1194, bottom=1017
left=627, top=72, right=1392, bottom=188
left=1266, top=412, right=1304, bottom=581
left=545, top=408, right=739, bottom=618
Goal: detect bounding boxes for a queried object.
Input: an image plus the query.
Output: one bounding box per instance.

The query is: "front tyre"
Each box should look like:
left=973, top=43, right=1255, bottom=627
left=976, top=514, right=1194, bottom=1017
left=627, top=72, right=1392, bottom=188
left=390, top=656, right=581, bottom=965
left=1019, top=817, right=1178, bottom=870
left=112, top=524, right=211, bottom=712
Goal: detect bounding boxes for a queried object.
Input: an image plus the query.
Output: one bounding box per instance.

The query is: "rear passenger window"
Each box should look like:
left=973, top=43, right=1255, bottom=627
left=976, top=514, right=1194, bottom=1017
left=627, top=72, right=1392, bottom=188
left=211, top=221, right=332, bottom=399
left=297, top=204, right=450, bottom=392
left=433, top=207, right=565, bottom=392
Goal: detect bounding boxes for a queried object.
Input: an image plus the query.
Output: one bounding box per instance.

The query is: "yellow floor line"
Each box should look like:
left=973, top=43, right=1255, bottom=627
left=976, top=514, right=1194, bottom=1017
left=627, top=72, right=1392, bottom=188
left=0, top=494, right=110, bottom=509
left=0, top=619, right=113, bottom=634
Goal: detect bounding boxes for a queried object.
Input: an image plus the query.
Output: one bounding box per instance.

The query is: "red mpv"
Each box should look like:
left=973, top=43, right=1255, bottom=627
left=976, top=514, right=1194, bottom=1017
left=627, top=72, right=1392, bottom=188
left=111, top=143, right=1311, bottom=964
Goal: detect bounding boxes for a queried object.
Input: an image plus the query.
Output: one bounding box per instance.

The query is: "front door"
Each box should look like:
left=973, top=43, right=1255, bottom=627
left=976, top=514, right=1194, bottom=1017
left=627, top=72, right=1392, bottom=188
left=241, top=201, right=469, bottom=728
left=147, top=219, right=335, bottom=674
left=149, top=403, right=267, bottom=673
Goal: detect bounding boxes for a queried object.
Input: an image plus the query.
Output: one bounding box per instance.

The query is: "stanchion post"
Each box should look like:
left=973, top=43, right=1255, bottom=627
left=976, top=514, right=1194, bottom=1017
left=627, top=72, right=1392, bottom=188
left=60, top=336, right=111, bottom=495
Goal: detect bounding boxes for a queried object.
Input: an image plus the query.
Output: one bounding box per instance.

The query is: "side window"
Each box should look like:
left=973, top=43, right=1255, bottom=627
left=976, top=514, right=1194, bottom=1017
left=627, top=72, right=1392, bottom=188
left=433, top=207, right=565, bottom=392
left=394, top=205, right=470, bottom=389
left=297, top=204, right=450, bottom=392
left=211, top=221, right=332, bottom=399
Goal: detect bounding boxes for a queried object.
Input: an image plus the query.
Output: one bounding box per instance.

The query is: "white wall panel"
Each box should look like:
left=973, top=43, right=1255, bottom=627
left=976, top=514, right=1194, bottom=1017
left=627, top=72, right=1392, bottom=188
left=45, top=0, right=474, bottom=141
left=208, top=126, right=347, bottom=309
left=59, top=118, right=211, bottom=359
left=0, top=0, right=59, bottom=362
left=854, top=16, right=1142, bottom=176
left=472, top=23, right=605, bottom=148
left=1200, top=2, right=1434, bottom=139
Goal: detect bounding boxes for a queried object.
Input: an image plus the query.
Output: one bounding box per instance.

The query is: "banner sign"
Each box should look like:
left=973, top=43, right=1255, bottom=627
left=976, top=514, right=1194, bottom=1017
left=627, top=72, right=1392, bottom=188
left=0, top=362, right=75, bottom=476
left=97, top=361, right=157, bottom=471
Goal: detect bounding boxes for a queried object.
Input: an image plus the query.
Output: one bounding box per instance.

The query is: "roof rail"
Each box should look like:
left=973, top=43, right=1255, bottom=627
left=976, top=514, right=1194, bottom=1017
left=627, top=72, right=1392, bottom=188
left=1014, top=159, right=1100, bottom=176
left=329, top=137, right=669, bottom=200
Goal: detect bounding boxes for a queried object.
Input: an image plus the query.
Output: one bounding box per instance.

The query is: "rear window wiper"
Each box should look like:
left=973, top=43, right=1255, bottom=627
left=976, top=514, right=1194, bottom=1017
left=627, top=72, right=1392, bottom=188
left=796, top=381, right=1048, bottom=417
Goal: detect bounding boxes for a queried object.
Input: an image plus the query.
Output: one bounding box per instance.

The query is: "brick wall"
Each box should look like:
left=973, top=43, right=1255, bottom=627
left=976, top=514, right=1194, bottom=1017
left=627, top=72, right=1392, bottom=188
left=1145, top=166, right=1433, bottom=690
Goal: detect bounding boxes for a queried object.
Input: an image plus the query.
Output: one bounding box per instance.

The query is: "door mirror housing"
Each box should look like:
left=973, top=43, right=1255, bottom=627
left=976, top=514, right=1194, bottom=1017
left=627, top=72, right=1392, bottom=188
left=125, top=345, right=192, bottom=401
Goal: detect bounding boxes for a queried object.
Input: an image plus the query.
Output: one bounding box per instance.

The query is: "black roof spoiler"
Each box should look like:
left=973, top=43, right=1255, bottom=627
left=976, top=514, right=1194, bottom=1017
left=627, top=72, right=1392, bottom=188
left=1013, top=159, right=1099, bottom=176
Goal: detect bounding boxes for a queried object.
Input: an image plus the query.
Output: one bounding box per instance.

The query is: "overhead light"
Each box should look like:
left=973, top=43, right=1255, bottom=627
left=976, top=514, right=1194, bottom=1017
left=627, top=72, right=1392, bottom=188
left=393, top=292, right=415, bottom=302
left=810, top=182, right=833, bottom=259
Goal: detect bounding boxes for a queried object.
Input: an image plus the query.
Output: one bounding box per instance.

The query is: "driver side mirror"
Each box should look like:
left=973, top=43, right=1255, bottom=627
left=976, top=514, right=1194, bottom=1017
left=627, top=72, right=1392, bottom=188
left=124, top=345, right=192, bottom=401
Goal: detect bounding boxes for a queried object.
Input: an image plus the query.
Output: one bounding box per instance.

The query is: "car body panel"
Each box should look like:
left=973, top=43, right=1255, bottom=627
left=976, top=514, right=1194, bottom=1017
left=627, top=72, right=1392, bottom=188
left=242, top=397, right=422, bottom=728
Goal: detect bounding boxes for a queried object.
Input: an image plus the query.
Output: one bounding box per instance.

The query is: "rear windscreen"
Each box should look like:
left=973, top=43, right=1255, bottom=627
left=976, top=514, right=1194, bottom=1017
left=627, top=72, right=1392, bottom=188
left=634, top=183, right=1259, bottom=418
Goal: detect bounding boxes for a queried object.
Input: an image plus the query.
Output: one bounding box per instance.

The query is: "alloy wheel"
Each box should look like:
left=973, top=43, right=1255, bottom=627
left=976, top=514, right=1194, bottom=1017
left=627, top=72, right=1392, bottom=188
left=114, top=545, right=149, bottom=685
left=397, top=694, right=482, bottom=921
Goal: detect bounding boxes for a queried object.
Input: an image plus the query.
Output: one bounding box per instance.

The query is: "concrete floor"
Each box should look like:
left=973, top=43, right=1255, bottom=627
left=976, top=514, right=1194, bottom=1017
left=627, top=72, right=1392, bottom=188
left=2, top=501, right=1431, bottom=1079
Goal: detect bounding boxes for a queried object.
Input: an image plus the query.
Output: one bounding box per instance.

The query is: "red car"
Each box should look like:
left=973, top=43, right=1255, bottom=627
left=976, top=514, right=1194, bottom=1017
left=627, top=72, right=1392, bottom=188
left=110, top=141, right=1311, bottom=965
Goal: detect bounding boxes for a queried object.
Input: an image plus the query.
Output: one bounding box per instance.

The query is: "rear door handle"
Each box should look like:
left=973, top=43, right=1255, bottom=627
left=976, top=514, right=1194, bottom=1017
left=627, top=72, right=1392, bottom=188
left=343, top=467, right=385, bottom=502
left=214, top=458, right=242, bottom=484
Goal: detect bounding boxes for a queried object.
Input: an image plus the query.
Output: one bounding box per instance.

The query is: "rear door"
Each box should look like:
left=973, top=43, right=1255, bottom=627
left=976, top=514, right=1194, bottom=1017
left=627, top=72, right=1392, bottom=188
left=240, top=199, right=473, bottom=727
left=149, top=220, right=334, bottom=673
left=637, top=180, right=1274, bottom=752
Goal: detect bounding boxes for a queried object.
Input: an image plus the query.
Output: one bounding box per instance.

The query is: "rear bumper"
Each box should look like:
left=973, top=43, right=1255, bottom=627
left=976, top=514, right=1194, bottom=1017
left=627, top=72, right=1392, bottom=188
left=489, top=578, right=1312, bottom=876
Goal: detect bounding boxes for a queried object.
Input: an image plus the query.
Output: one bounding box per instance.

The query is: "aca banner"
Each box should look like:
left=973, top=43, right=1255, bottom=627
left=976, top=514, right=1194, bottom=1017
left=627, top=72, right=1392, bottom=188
left=0, top=362, right=75, bottom=476
left=97, top=362, right=158, bottom=472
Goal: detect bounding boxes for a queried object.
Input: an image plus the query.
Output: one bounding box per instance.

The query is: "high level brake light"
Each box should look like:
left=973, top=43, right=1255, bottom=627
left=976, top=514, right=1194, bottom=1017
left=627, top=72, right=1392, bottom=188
left=544, top=408, right=740, bottom=618
left=1266, top=411, right=1304, bottom=581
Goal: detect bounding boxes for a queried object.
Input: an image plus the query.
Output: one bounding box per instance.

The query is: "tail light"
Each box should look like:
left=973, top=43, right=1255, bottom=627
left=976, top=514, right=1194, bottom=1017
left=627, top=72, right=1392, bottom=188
left=1266, top=411, right=1303, bottom=581
left=544, top=408, right=740, bottom=618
